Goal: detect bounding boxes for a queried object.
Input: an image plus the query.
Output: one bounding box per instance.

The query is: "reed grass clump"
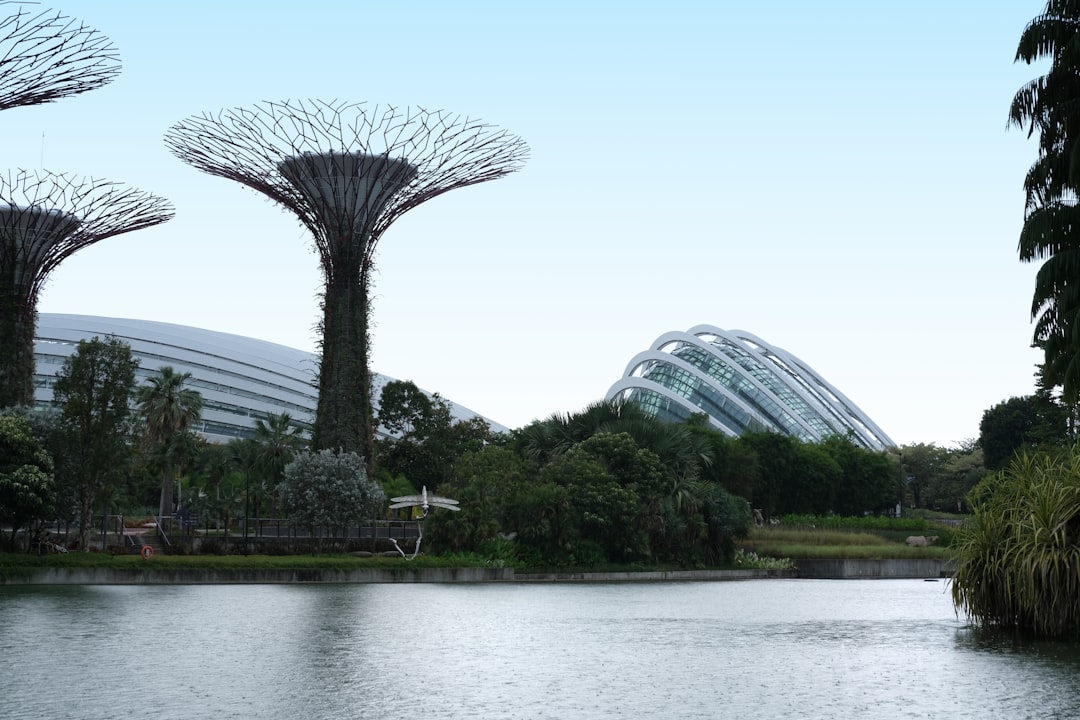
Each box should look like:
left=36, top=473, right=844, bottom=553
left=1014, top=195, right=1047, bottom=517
left=951, top=450, right=1080, bottom=639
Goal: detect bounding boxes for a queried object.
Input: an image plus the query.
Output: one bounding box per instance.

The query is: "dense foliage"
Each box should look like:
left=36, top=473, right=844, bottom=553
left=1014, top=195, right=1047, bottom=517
left=422, top=402, right=901, bottom=568
left=952, top=447, right=1080, bottom=638
left=136, top=366, right=203, bottom=521
left=52, top=336, right=139, bottom=549
left=979, top=392, right=1069, bottom=470
left=1011, top=1, right=1080, bottom=403
left=0, top=415, right=55, bottom=544
left=279, top=449, right=384, bottom=549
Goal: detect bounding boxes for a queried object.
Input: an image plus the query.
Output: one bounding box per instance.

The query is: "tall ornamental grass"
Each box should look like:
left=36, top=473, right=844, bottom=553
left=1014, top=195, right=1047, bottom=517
left=951, top=450, right=1080, bottom=638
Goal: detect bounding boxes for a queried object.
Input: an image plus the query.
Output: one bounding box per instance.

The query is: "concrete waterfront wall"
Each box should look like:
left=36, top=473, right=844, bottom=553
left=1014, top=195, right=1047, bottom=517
left=2, top=562, right=950, bottom=585
left=515, top=569, right=793, bottom=582
left=794, top=558, right=953, bottom=579
left=2, top=567, right=517, bottom=585
left=3, top=567, right=793, bottom=585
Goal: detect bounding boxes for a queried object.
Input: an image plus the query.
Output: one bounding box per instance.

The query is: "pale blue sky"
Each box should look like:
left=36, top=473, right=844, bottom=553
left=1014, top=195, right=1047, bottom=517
left=4, top=1, right=1050, bottom=446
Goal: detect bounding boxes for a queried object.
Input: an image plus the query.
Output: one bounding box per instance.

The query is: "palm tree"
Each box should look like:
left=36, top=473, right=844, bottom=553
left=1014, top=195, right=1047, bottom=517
left=136, top=366, right=202, bottom=524
left=1012, top=1, right=1080, bottom=402
left=250, top=412, right=306, bottom=516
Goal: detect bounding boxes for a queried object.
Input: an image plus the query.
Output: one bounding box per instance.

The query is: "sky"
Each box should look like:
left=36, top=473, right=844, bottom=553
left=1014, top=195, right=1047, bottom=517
left=0, top=1, right=1054, bottom=448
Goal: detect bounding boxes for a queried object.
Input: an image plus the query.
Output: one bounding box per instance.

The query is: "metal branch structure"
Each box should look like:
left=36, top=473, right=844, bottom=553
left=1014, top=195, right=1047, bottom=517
left=0, top=3, right=120, bottom=111
left=0, top=170, right=173, bottom=407
left=164, top=99, right=528, bottom=463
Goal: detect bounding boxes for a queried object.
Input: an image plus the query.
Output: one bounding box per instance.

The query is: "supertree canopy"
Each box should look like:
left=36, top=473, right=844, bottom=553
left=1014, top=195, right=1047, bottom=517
left=164, top=99, right=528, bottom=465
left=0, top=3, right=120, bottom=111
left=0, top=170, right=173, bottom=408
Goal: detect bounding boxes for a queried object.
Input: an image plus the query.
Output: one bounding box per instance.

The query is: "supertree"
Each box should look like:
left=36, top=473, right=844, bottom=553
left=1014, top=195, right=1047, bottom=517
left=0, top=170, right=174, bottom=408
left=164, top=100, right=528, bottom=467
left=0, top=2, right=120, bottom=111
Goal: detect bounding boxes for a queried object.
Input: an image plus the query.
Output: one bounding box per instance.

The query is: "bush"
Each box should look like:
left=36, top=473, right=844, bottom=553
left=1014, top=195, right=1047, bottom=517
left=952, top=449, right=1080, bottom=638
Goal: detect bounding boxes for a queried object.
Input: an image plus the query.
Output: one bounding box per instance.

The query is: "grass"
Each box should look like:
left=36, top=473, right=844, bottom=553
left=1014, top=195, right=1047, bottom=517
left=739, top=526, right=951, bottom=560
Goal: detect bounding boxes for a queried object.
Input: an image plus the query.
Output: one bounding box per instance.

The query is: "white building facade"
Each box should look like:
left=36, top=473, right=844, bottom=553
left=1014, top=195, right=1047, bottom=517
left=34, top=313, right=505, bottom=443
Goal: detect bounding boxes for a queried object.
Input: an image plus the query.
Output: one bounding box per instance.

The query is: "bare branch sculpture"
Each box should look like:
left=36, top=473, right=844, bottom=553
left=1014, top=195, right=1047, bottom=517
left=0, top=170, right=173, bottom=407
left=164, top=99, right=528, bottom=464
left=0, top=3, right=120, bottom=111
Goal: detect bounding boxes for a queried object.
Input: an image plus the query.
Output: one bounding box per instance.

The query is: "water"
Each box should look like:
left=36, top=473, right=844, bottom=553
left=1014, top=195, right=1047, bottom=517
left=2, top=579, right=1080, bottom=719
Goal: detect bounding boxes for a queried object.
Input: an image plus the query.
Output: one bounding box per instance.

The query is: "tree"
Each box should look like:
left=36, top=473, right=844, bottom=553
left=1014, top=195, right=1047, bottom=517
left=539, top=433, right=667, bottom=564
left=376, top=380, right=451, bottom=440
left=740, top=431, right=801, bottom=517
left=376, top=380, right=494, bottom=491
left=279, top=449, right=384, bottom=551
left=818, top=435, right=895, bottom=516
left=425, top=445, right=534, bottom=553
left=52, top=336, right=138, bottom=550
left=898, top=442, right=948, bottom=509
left=936, top=446, right=987, bottom=513
left=0, top=415, right=55, bottom=546
left=979, top=393, right=1068, bottom=470
left=136, top=366, right=202, bottom=522
left=165, top=102, right=527, bottom=469
left=701, top=429, right=760, bottom=502
left=1012, top=1, right=1080, bottom=402
left=241, top=412, right=307, bottom=518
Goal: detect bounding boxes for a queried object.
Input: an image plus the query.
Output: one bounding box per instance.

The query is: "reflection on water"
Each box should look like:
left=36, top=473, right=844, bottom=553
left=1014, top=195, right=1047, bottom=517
left=2, top=580, right=1080, bottom=719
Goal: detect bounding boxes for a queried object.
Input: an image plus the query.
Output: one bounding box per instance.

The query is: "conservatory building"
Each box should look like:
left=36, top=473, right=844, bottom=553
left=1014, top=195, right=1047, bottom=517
left=33, top=313, right=505, bottom=443
left=605, top=325, right=893, bottom=451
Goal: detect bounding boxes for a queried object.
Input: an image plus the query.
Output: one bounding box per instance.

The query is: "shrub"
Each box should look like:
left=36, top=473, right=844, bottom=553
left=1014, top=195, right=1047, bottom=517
left=951, top=450, right=1080, bottom=638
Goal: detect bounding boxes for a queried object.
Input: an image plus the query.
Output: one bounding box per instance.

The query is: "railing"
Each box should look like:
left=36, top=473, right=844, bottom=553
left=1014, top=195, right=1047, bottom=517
left=13, top=515, right=421, bottom=554
left=156, top=517, right=172, bottom=551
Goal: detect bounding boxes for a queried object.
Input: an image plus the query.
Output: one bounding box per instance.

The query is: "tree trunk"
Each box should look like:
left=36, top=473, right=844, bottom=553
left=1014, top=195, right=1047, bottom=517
left=312, top=232, right=375, bottom=472
left=78, top=496, right=93, bottom=551
left=159, top=470, right=174, bottom=529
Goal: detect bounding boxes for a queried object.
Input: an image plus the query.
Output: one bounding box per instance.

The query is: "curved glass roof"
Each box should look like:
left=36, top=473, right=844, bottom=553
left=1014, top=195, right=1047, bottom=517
left=606, top=325, right=893, bottom=451
left=33, top=313, right=506, bottom=443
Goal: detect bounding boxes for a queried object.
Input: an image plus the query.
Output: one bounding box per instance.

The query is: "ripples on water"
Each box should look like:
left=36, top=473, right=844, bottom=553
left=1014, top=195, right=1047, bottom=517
left=3, top=579, right=1080, bottom=719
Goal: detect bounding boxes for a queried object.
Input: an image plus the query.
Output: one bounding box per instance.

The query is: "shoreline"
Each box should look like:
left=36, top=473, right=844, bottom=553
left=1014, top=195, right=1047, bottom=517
left=0, top=559, right=951, bottom=585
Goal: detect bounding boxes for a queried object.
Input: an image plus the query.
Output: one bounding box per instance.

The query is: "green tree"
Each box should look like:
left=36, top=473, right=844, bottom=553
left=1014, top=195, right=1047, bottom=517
left=246, top=412, right=306, bottom=518
left=279, top=449, right=384, bottom=551
left=898, top=442, right=948, bottom=509
left=376, top=380, right=495, bottom=492
left=425, top=445, right=535, bottom=553
left=376, top=380, right=451, bottom=440
left=52, top=336, right=139, bottom=550
left=936, top=445, right=987, bottom=513
left=136, top=366, right=202, bottom=523
left=791, top=441, right=843, bottom=516
left=699, top=428, right=760, bottom=502
left=980, top=393, right=1068, bottom=470
left=818, top=435, right=895, bottom=516
left=0, top=415, right=55, bottom=546
left=740, top=431, right=801, bottom=517
left=702, top=482, right=753, bottom=564
left=1012, top=1, right=1080, bottom=402
left=539, top=433, right=667, bottom=564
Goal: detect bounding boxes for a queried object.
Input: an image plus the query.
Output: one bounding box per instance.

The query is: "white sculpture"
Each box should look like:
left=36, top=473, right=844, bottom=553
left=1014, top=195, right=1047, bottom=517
left=387, top=486, right=460, bottom=560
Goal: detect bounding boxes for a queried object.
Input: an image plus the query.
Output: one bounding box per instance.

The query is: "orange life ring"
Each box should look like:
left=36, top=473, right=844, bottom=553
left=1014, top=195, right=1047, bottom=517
left=140, top=545, right=154, bottom=560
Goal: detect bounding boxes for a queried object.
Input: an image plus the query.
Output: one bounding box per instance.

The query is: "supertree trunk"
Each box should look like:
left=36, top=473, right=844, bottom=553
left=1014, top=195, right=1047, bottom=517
left=0, top=273, right=35, bottom=408
left=315, top=232, right=371, bottom=454
left=0, top=5, right=125, bottom=408
left=165, top=101, right=528, bottom=472
left=0, top=172, right=173, bottom=409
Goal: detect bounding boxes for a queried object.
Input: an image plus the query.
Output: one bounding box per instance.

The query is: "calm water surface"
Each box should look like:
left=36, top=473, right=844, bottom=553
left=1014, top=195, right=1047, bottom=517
left=2, top=579, right=1080, bottom=719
